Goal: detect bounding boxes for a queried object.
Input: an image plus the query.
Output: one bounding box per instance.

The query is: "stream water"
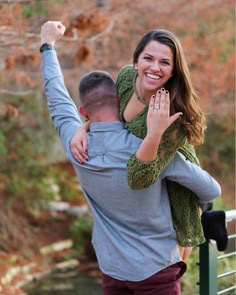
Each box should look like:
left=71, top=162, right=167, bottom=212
left=23, top=269, right=103, bottom=295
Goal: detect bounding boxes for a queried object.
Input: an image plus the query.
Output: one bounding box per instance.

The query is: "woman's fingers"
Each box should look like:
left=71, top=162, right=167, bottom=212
left=153, top=88, right=168, bottom=111
left=164, top=90, right=170, bottom=117
left=147, top=88, right=182, bottom=134
left=149, top=94, right=156, bottom=110
left=154, top=91, right=160, bottom=110
left=169, top=112, right=183, bottom=125
left=70, top=142, right=89, bottom=163
left=159, top=88, right=166, bottom=109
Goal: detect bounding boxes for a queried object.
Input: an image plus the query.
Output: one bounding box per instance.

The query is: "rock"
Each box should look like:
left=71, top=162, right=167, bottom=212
left=52, top=259, right=79, bottom=273
left=40, top=239, right=73, bottom=256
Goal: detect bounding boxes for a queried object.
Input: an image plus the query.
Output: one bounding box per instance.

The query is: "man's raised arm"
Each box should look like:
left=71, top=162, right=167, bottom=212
left=40, top=21, right=82, bottom=150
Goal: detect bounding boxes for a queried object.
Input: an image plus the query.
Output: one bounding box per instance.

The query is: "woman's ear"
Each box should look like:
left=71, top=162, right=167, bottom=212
left=78, top=106, right=89, bottom=119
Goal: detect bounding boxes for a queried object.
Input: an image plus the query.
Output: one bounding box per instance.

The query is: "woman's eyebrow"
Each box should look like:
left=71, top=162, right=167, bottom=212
left=143, top=53, right=152, bottom=57
left=143, top=53, right=171, bottom=61
left=162, top=58, right=172, bottom=62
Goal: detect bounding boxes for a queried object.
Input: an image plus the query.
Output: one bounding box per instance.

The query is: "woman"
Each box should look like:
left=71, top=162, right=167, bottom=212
left=71, top=29, right=207, bottom=261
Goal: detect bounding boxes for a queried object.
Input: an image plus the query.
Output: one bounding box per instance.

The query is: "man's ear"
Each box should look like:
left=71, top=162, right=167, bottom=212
left=78, top=106, right=89, bottom=119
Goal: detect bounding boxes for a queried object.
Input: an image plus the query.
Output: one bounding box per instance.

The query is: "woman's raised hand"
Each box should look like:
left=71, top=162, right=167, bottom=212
left=146, top=88, right=182, bottom=138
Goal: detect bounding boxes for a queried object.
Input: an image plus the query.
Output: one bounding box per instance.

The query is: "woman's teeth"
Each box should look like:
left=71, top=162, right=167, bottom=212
left=146, top=73, right=161, bottom=80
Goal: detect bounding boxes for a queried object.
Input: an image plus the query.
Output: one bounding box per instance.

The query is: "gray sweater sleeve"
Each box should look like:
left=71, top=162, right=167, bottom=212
left=41, top=50, right=82, bottom=154
left=163, top=152, right=221, bottom=204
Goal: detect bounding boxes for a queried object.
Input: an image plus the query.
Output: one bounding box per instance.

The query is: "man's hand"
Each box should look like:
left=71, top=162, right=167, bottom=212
left=40, top=21, right=66, bottom=46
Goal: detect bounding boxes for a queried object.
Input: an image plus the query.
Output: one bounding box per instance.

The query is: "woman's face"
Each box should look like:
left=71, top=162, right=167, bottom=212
left=135, top=40, right=174, bottom=94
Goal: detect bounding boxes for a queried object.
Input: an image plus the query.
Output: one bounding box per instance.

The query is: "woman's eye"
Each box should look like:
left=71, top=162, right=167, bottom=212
left=162, top=61, right=170, bottom=65
left=144, top=56, right=152, bottom=60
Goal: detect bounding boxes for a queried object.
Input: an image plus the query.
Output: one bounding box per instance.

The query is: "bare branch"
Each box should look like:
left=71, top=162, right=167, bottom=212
left=0, top=0, right=31, bottom=3
left=0, top=89, right=35, bottom=96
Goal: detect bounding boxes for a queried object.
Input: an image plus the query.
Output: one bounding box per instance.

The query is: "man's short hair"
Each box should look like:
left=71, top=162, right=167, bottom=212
left=79, top=71, right=117, bottom=111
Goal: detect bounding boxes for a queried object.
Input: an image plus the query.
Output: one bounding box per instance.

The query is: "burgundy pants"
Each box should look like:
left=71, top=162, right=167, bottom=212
left=102, top=262, right=186, bottom=295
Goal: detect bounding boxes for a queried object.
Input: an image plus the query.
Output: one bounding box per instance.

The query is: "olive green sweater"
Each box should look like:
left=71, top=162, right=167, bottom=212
left=116, top=64, right=205, bottom=247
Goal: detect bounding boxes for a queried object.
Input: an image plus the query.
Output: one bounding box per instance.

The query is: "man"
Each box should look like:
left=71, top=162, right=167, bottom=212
left=40, top=21, right=221, bottom=295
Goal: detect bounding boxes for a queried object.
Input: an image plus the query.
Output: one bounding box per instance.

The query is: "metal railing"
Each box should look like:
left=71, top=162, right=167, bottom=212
left=198, top=209, right=236, bottom=295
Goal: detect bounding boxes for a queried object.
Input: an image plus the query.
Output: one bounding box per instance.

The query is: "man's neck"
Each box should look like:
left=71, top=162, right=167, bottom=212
left=89, top=109, right=120, bottom=122
left=90, top=115, right=120, bottom=122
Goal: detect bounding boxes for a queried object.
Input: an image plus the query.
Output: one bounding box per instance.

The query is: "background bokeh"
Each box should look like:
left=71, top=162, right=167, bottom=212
left=0, top=0, right=235, bottom=294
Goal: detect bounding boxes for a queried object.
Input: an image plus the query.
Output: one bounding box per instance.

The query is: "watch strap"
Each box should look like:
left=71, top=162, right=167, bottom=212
left=40, top=43, right=53, bottom=53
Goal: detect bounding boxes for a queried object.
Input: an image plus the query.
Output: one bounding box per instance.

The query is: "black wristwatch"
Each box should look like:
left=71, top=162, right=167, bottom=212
left=40, top=43, right=53, bottom=53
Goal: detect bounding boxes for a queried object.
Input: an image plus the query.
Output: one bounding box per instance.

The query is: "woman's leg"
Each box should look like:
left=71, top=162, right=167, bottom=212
left=178, top=245, right=193, bottom=261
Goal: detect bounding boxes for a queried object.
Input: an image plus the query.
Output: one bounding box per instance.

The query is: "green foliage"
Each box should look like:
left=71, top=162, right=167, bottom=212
left=216, top=33, right=235, bottom=65
left=34, top=169, right=85, bottom=204
left=7, top=255, right=18, bottom=266
left=70, top=213, right=95, bottom=258
left=181, top=247, right=199, bottom=295
left=49, top=0, right=66, bottom=5
left=217, top=256, right=236, bottom=293
left=21, top=0, right=67, bottom=19
left=0, top=92, right=85, bottom=216
left=181, top=245, right=236, bottom=295
left=197, top=9, right=233, bottom=39
left=21, top=1, right=48, bottom=18
left=0, top=93, right=54, bottom=202
left=198, top=115, right=235, bottom=181
left=0, top=93, right=74, bottom=206
left=181, top=175, right=234, bottom=295
left=0, top=131, right=6, bottom=156
left=213, top=197, right=232, bottom=211
left=54, top=170, right=85, bottom=203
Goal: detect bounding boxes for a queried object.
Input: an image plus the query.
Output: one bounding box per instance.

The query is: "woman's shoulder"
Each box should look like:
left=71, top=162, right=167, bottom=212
left=116, top=64, right=135, bottom=85
left=116, top=64, right=136, bottom=107
left=118, top=64, right=135, bottom=74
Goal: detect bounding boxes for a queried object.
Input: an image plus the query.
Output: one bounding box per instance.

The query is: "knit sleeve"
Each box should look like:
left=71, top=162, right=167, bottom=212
left=116, top=64, right=136, bottom=121
left=127, top=121, right=186, bottom=189
left=127, top=154, right=163, bottom=189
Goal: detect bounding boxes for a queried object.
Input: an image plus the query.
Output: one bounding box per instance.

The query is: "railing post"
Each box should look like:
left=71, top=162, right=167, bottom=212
left=199, top=241, right=218, bottom=295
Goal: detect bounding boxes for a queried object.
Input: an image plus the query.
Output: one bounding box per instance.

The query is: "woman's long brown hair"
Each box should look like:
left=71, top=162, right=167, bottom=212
left=133, top=29, right=206, bottom=146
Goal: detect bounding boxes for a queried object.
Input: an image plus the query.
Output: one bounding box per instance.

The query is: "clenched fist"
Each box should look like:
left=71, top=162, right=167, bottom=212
left=40, top=21, right=66, bottom=46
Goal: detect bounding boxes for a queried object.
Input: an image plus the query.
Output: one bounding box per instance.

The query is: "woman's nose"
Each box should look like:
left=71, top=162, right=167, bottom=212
left=151, top=61, right=160, bottom=71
